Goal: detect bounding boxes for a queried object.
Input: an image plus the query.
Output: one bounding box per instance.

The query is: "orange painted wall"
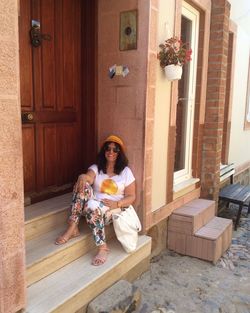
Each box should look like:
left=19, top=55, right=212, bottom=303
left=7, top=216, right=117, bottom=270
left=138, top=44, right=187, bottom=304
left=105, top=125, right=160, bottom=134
left=97, top=0, right=150, bottom=212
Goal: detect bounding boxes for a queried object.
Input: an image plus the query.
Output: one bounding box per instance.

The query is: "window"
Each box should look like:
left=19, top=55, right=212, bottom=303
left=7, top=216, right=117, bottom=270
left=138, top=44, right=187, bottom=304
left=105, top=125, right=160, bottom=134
left=174, top=2, right=199, bottom=185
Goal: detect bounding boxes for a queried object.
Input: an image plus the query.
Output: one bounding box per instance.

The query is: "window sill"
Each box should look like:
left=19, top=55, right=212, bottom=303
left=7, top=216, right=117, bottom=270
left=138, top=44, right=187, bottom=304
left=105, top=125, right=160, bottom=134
left=173, top=178, right=200, bottom=200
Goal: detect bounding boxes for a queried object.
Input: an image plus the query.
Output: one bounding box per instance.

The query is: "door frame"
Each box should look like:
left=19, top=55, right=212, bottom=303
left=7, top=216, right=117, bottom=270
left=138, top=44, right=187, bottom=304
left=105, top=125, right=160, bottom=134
left=81, top=0, right=98, bottom=172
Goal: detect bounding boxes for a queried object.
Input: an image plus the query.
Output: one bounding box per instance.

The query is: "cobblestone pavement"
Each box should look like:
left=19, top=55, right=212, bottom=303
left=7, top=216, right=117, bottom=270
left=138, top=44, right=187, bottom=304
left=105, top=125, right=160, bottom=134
left=133, top=205, right=250, bottom=313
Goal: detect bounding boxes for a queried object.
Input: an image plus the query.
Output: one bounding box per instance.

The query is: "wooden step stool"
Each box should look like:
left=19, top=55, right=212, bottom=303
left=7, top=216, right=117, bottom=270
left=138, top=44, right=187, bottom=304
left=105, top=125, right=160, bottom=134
left=168, top=199, right=232, bottom=263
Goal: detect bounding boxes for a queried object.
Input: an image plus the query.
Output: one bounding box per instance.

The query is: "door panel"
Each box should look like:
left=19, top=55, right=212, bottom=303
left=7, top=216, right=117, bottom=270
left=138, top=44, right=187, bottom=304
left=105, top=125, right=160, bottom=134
left=22, top=125, right=36, bottom=191
left=57, top=124, right=79, bottom=185
left=43, top=125, right=57, bottom=186
left=19, top=0, right=93, bottom=195
left=19, top=1, right=33, bottom=111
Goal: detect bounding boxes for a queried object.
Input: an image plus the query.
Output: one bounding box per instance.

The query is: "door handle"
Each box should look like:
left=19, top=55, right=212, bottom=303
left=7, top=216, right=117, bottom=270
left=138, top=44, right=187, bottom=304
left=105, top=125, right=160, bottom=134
left=22, top=112, right=34, bottom=123
left=30, top=20, right=51, bottom=47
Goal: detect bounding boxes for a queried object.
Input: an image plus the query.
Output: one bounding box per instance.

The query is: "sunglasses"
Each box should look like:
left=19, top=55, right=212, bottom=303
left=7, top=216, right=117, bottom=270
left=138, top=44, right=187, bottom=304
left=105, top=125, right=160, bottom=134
left=105, top=146, right=120, bottom=153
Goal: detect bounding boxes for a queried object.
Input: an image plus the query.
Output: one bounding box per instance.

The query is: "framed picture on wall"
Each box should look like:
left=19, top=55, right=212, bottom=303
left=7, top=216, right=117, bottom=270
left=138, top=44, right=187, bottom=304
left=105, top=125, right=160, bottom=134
left=119, top=10, right=137, bottom=51
left=244, top=54, right=250, bottom=130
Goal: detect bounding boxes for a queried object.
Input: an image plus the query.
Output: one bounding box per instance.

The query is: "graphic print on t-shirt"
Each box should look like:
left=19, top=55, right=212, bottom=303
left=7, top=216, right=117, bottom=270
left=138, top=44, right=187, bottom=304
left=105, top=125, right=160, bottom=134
left=100, top=179, right=118, bottom=195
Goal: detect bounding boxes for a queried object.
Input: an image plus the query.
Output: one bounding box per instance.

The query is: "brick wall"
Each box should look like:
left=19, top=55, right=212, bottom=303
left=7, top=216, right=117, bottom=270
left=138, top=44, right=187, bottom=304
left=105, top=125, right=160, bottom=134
left=221, top=32, right=233, bottom=164
left=0, top=1, right=26, bottom=312
left=201, top=0, right=231, bottom=203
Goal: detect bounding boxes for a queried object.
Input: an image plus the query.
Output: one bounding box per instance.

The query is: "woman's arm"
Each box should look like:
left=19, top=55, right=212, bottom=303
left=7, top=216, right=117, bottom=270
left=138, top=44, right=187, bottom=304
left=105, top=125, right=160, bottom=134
left=76, top=169, right=96, bottom=192
left=118, top=181, right=136, bottom=208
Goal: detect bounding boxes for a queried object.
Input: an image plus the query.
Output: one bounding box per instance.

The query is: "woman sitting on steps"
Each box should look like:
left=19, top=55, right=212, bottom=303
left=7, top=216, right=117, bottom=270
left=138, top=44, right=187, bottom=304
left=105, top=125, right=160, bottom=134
left=55, top=135, right=136, bottom=266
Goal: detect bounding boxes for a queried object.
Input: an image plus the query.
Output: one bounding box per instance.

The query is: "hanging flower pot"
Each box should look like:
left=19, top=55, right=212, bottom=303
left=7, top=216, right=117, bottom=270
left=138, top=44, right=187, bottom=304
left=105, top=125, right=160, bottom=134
left=157, top=37, right=192, bottom=81
left=164, top=64, right=183, bottom=81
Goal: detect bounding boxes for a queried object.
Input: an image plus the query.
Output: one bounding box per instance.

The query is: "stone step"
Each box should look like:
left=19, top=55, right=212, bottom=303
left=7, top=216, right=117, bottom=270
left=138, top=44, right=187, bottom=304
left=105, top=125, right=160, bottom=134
left=26, top=222, right=115, bottom=286
left=168, top=199, right=215, bottom=235
left=25, top=193, right=72, bottom=240
left=26, top=235, right=152, bottom=313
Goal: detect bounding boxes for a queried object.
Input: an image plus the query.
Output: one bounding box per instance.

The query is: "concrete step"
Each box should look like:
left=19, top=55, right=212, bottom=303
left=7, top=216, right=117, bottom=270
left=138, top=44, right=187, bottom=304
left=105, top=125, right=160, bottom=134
left=168, top=199, right=215, bottom=235
left=25, top=193, right=72, bottom=240
left=26, top=222, right=115, bottom=286
left=26, top=235, right=152, bottom=313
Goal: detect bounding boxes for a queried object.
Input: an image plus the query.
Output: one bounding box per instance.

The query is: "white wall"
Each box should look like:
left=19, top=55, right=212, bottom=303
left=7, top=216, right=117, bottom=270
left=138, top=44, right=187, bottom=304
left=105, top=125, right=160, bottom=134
left=228, top=0, right=250, bottom=167
left=151, top=0, right=175, bottom=210
left=151, top=0, right=250, bottom=207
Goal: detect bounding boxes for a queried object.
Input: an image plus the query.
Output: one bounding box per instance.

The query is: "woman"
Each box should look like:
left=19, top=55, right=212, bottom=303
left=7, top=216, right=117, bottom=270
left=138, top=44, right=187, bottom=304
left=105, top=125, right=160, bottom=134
left=55, top=135, right=136, bottom=266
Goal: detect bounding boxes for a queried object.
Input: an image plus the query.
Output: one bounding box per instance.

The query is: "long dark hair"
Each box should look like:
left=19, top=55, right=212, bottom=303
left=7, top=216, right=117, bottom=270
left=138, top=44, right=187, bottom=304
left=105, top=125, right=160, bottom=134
left=97, top=141, right=128, bottom=175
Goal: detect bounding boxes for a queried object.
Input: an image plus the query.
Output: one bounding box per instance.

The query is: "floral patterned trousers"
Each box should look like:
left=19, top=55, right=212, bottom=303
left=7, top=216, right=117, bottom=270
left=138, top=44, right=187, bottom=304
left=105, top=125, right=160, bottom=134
left=68, top=182, right=112, bottom=246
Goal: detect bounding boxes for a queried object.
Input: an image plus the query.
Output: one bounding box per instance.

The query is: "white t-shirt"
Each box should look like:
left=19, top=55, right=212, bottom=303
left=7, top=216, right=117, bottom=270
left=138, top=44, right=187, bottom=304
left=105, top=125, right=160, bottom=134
left=88, top=164, right=135, bottom=202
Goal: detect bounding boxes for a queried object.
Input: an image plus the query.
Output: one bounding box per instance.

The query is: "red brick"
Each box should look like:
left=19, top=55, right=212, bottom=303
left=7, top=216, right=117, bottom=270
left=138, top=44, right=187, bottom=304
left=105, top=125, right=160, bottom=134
left=203, top=137, right=220, bottom=144
left=207, top=85, right=226, bottom=94
left=210, top=14, right=227, bottom=23
left=212, top=7, right=227, bottom=14
left=208, top=54, right=226, bottom=63
left=206, top=107, right=225, bottom=114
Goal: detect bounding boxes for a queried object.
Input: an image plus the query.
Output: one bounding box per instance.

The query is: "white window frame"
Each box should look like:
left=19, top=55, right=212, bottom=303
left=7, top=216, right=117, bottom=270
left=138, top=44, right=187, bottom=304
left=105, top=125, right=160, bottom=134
left=174, top=1, right=199, bottom=186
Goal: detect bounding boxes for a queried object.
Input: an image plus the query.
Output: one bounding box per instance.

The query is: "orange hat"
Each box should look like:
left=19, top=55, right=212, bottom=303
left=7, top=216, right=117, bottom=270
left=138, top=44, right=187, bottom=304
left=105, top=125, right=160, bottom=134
left=104, top=135, right=125, bottom=152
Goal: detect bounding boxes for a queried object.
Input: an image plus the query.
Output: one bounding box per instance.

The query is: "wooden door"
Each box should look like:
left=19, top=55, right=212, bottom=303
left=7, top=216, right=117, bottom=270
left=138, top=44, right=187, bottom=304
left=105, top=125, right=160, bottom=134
left=19, top=0, right=96, bottom=197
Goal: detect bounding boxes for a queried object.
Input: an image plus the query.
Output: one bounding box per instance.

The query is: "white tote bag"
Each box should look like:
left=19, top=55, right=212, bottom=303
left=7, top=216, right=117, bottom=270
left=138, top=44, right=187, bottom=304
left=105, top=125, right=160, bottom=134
left=112, top=205, right=142, bottom=253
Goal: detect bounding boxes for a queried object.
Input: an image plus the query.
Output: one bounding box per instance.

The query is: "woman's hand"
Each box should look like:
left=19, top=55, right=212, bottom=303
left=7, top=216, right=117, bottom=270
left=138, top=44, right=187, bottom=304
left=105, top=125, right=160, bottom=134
left=76, top=174, right=87, bottom=192
left=75, top=170, right=96, bottom=192
left=105, top=210, right=113, bottom=220
left=102, top=199, right=118, bottom=209
left=105, top=207, right=122, bottom=220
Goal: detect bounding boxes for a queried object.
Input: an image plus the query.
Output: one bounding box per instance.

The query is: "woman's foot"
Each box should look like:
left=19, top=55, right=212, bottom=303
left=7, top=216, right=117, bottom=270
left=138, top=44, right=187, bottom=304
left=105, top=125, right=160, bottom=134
left=55, top=224, right=80, bottom=245
left=92, top=245, right=109, bottom=266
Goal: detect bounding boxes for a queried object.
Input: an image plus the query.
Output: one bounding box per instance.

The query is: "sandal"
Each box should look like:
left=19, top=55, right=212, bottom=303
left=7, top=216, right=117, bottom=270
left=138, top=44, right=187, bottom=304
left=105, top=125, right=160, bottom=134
left=92, top=247, right=109, bottom=266
left=55, top=228, right=80, bottom=245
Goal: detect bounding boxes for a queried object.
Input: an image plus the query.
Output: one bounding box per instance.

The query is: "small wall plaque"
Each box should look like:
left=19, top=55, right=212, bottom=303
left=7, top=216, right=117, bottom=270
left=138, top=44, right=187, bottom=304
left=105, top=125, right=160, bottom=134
left=120, top=10, right=137, bottom=51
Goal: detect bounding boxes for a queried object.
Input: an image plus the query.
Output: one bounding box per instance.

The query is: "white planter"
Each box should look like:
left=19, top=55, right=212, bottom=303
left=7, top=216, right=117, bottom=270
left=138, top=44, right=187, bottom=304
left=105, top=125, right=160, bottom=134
left=164, top=64, right=183, bottom=81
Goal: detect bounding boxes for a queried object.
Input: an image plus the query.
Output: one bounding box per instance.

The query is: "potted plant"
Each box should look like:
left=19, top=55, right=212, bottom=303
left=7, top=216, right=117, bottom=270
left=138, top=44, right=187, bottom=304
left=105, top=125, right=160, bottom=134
left=157, top=37, right=192, bottom=81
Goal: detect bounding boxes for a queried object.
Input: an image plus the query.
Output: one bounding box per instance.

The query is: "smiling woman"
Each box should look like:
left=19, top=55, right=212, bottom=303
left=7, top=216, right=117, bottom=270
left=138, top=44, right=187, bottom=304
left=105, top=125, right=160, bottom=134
left=55, top=135, right=136, bottom=266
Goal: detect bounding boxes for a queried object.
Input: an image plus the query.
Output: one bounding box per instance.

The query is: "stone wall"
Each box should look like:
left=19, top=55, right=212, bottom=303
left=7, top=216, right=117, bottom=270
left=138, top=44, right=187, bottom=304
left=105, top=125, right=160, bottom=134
left=234, top=167, right=250, bottom=185
left=147, top=219, right=168, bottom=257
left=0, top=1, right=26, bottom=312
